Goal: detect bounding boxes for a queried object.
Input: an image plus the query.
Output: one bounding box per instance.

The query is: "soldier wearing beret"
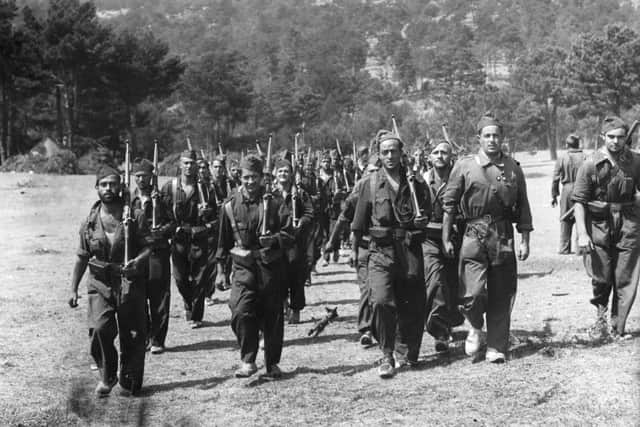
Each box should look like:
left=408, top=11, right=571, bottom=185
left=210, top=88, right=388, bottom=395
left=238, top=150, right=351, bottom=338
left=131, top=158, right=175, bottom=354
left=442, top=114, right=533, bottom=363
left=573, top=116, right=640, bottom=340
left=161, top=149, right=218, bottom=329
left=69, top=165, right=151, bottom=396
left=215, top=154, right=290, bottom=378
left=350, top=130, right=431, bottom=378
left=273, top=158, right=315, bottom=324
left=551, top=134, right=586, bottom=254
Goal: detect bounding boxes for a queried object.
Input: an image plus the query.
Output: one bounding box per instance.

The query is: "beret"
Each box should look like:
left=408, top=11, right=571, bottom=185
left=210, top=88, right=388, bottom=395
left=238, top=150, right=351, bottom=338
left=240, top=154, right=263, bottom=174
left=132, top=158, right=154, bottom=175
left=95, top=164, right=121, bottom=184
left=601, top=116, right=628, bottom=134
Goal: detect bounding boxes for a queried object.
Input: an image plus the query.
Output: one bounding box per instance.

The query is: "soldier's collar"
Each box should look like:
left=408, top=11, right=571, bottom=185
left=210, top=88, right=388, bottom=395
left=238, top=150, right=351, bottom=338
left=595, top=146, right=631, bottom=166
left=476, top=150, right=504, bottom=167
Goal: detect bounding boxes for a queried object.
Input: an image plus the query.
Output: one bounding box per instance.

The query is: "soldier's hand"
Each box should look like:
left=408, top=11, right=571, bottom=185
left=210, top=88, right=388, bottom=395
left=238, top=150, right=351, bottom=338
left=442, top=240, right=455, bottom=259
left=68, top=291, right=79, bottom=308
left=518, top=239, right=530, bottom=261
left=214, top=272, right=226, bottom=291
left=577, top=233, right=594, bottom=254
left=123, top=259, right=140, bottom=279
left=551, top=197, right=557, bottom=208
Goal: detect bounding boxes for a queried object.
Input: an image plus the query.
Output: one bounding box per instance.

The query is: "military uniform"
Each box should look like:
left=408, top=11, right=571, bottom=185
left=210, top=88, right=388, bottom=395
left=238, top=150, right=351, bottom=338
left=351, top=167, right=431, bottom=366
left=423, top=168, right=464, bottom=342
left=572, top=146, right=640, bottom=335
left=442, top=150, right=533, bottom=355
left=132, top=188, right=174, bottom=350
left=552, top=148, right=586, bottom=253
left=216, top=185, right=289, bottom=370
left=161, top=175, right=218, bottom=324
left=78, top=200, right=150, bottom=393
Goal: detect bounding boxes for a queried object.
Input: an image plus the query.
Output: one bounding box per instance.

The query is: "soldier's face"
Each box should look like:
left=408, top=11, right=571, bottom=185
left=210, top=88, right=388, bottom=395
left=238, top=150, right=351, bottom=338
left=276, top=166, right=291, bottom=185
left=96, top=175, right=121, bottom=203
left=134, top=173, right=152, bottom=191
left=212, top=161, right=224, bottom=179
left=430, top=143, right=452, bottom=169
left=241, top=168, right=262, bottom=194
left=604, top=128, right=626, bottom=153
left=197, top=163, right=209, bottom=177
left=379, top=140, right=402, bottom=170
left=180, top=158, right=196, bottom=177
left=321, top=159, right=330, bottom=170
left=478, top=125, right=503, bottom=155
left=230, top=166, right=239, bottom=178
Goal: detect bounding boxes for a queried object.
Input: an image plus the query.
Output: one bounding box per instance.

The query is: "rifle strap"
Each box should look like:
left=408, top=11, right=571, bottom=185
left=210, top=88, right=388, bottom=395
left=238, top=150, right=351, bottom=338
left=172, top=177, right=180, bottom=222
left=224, top=200, right=244, bottom=248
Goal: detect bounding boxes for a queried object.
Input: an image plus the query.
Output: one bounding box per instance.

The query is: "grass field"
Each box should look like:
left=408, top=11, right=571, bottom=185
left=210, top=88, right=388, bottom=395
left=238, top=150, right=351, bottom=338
left=0, top=151, right=638, bottom=426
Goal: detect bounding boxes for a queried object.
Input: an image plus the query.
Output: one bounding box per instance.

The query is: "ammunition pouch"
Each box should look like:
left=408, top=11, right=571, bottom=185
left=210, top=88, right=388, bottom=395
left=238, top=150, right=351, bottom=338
left=258, top=233, right=280, bottom=250
left=369, top=227, right=425, bottom=247
left=173, top=226, right=191, bottom=245
left=190, top=225, right=208, bottom=240
left=229, top=246, right=255, bottom=268
left=88, top=258, right=121, bottom=283
left=425, top=222, right=443, bottom=240
left=258, top=247, right=282, bottom=264
left=465, top=217, right=513, bottom=266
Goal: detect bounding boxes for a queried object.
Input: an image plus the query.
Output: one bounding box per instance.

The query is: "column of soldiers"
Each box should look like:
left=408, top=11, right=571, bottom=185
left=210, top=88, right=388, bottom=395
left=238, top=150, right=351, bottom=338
left=69, top=112, right=640, bottom=395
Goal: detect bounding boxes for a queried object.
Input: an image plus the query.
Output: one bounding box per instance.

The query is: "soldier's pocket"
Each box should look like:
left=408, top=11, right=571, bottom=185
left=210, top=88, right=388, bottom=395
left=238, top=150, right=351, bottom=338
left=589, top=218, right=610, bottom=247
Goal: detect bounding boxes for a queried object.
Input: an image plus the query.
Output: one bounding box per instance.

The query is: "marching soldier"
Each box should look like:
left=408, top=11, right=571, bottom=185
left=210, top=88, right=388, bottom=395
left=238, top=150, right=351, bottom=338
left=131, top=158, right=174, bottom=354
left=442, top=113, right=533, bottom=363
left=573, top=116, right=640, bottom=340
left=69, top=165, right=150, bottom=396
left=551, top=134, right=586, bottom=254
left=351, top=130, right=431, bottom=378
left=423, top=142, right=465, bottom=352
left=162, top=149, right=217, bottom=329
left=274, top=158, right=314, bottom=324
left=215, top=154, right=290, bottom=378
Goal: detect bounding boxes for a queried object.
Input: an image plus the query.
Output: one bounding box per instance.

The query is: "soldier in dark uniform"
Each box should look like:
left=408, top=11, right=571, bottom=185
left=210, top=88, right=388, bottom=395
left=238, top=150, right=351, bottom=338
left=351, top=130, right=431, bottom=378
left=442, top=114, right=533, bottom=363
left=131, top=159, right=174, bottom=354
left=161, top=149, right=218, bottom=329
left=423, top=142, right=465, bottom=352
left=273, top=158, right=315, bottom=324
left=69, top=165, right=150, bottom=396
left=215, top=154, right=290, bottom=378
left=552, top=134, right=586, bottom=254
left=573, top=116, right=640, bottom=340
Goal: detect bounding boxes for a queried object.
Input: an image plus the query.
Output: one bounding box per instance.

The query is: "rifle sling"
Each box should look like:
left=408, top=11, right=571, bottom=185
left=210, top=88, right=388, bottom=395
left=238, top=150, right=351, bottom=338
left=224, top=200, right=244, bottom=248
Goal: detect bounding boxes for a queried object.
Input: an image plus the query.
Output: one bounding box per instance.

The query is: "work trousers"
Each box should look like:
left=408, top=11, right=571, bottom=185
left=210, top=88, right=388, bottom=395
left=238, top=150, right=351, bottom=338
left=367, top=241, right=426, bottom=362
left=588, top=211, right=640, bottom=334
left=423, top=237, right=464, bottom=340
left=355, top=245, right=372, bottom=334
left=172, top=234, right=212, bottom=322
left=229, top=259, right=284, bottom=367
left=559, top=184, right=575, bottom=253
left=147, top=248, right=171, bottom=347
left=458, top=232, right=517, bottom=354
left=88, top=279, right=147, bottom=393
left=284, top=254, right=307, bottom=310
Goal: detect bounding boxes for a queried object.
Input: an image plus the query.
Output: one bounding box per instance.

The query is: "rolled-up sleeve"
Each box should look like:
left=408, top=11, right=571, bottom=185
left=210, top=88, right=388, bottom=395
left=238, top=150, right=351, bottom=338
left=77, top=220, right=90, bottom=259
left=571, top=161, right=594, bottom=205
left=442, top=162, right=465, bottom=215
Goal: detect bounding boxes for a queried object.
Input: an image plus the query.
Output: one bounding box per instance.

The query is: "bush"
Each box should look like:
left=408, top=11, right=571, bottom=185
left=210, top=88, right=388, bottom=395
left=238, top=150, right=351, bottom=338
left=77, top=147, right=116, bottom=174
left=0, top=149, right=78, bottom=174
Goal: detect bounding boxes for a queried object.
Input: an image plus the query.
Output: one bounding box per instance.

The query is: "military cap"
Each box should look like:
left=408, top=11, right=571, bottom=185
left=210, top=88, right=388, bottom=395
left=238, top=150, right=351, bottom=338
left=240, top=154, right=263, bottom=174
left=357, top=145, right=369, bottom=156
left=476, top=112, right=503, bottom=133
left=321, top=151, right=331, bottom=161
left=181, top=149, right=197, bottom=160
left=601, top=116, right=628, bottom=134
left=215, top=154, right=226, bottom=163
left=376, top=129, right=403, bottom=149
left=95, top=164, right=121, bottom=184
left=275, top=158, right=292, bottom=171
left=132, top=158, right=154, bottom=175
left=566, top=134, right=580, bottom=148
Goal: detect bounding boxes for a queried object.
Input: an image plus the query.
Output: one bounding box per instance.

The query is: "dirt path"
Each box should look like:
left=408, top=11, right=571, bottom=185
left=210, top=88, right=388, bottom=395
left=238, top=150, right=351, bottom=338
left=0, top=157, right=638, bottom=426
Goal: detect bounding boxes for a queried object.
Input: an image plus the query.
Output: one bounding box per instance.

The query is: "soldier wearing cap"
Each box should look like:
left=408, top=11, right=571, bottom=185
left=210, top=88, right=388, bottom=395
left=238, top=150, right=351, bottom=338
left=273, top=158, right=315, bottom=324
left=161, top=149, right=218, bottom=329
left=354, top=145, right=370, bottom=182
left=442, top=114, right=533, bottom=363
left=423, top=141, right=465, bottom=352
left=573, top=116, right=640, bottom=340
left=215, top=154, right=290, bottom=378
left=351, top=130, right=431, bottom=378
left=551, top=134, right=586, bottom=254
left=69, top=165, right=151, bottom=396
left=131, top=158, right=175, bottom=354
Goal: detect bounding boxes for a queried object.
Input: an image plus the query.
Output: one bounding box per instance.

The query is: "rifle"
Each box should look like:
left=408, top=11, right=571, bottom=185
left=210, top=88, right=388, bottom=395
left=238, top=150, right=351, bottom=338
left=256, top=141, right=264, bottom=158
left=441, top=123, right=464, bottom=153
left=392, top=115, right=423, bottom=217
left=261, top=134, right=273, bottom=236
left=151, top=140, right=159, bottom=229
left=201, top=148, right=220, bottom=207
left=625, top=120, right=640, bottom=147
left=122, top=139, right=132, bottom=265
left=292, top=133, right=300, bottom=228
left=307, top=307, right=338, bottom=337
left=218, top=142, right=233, bottom=195
left=335, top=139, right=350, bottom=192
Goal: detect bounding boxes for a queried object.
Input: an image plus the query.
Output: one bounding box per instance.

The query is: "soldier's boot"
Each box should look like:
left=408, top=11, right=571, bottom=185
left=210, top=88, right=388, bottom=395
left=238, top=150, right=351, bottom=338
left=590, top=305, right=610, bottom=340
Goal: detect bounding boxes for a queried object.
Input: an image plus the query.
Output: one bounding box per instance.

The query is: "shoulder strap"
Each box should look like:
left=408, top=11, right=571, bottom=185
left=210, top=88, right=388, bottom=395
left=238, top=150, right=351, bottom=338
left=224, top=199, right=244, bottom=248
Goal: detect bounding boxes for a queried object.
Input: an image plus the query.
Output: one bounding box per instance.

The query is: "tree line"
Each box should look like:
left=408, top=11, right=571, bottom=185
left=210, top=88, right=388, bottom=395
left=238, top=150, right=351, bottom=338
left=2, top=0, right=640, bottom=168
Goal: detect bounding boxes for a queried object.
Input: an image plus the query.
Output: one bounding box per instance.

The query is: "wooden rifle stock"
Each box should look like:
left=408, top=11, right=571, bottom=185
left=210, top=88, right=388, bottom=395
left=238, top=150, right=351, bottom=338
left=392, top=115, right=422, bottom=217
left=292, top=133, right=300, bottom=227
left=335, top=138, right=350, bottom=192
left=262, top=134, right=273, bottom=236
left=122, top=140, right=132, bottom=264
left=152, top=140, right=159, bottom=229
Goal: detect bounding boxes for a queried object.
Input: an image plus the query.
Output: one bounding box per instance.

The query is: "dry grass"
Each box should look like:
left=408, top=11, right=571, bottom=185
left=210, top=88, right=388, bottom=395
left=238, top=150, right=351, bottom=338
left=0, top=151, right=638, bottom=426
